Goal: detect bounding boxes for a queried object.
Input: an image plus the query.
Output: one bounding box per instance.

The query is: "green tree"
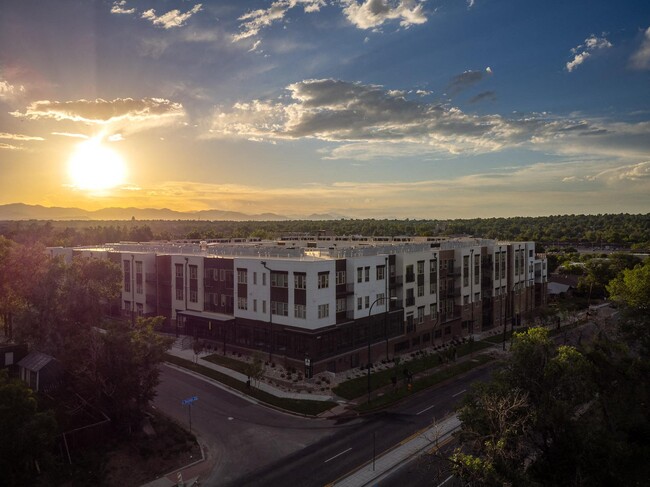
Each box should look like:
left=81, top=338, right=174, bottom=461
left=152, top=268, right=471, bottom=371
left=0, top=370, right=57, bottom=486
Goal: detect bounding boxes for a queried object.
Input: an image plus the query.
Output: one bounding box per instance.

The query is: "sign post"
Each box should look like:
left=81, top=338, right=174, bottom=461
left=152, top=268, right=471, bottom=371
left=181, top=396, right=198, bottom=433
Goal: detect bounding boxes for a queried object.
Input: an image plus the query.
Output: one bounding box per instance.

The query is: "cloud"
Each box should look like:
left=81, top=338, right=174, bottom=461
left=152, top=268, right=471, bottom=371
left=233, top=0, right=326, bottom=42
left=0, top=132, right=44, bottom=141
left=566, top=34, right=612, bottom=72
left=0, top=143, right=21, bottom=150
left=208, top=78, right=650, bottom=160
left=629, top=26, right=650, bottom=70
left=448, top=67, right=492, bottom=93
left=468, top=91, right=496, bottom=104
left=467, top=0, right=475, bottom=7
left=11, top=98, right=185, bottom=135
left=110, top=1, right=135, bottom=15
left=341, top=0, right=427, bottom=30
left=142, top=3, right=202, bottom=29
left=0, top=79, right=26, bottom=101
left=51, top=132, right=90, bottom=139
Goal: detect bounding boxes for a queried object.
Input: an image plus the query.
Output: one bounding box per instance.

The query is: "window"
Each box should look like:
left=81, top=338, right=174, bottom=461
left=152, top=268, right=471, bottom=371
left=4, top=352, right=13, bottom=366
left=189, top=265, right=198, bottom=280
left=406, top=288, right=415, bottom=306
left=417, top=260, right=424, bottom=275
left=406, top=314, right=414, bottom=333
left=253, top=272, right=257, bottom=285
left=474, top=292, right=480, bottom=302
left=406, top=264, right=415, bottom=283
left=221, top=294, right=226, bottom=307
left=430, top=259, right=437, bottom=272
left=136, top=303, right=143, bottom=316
left=364, top=266, right=370, bottom=282
left=271, top=272, right=288, bottom=288
left=463, top=295, right=469, bottom=306
left=365, top=296, right=370, bottom=309
left=336, top=297, right=346, bottom=313
left=463, top=255, right=469, bottom=287
left=294, top=304, right=306, bottom=319
left=357, top=267, right=363, bottom=283
left=253, top=299, right=257, bottom=312
left=237, top=269, right=247, bottom=284
left=124, top=300, right=131, bottom=311
left=176, top=264, right=184, bottom=278
left=124, top=260, right=131, bottom=292
left=262, top=300, right=266, bottom=313
left=474, top=255, right=480, bottom=285
left=430, top=304, right=438, bottom=321
left=417, top=306, right=424, bottom=324
left=495, top=252, right=501, bottom=280
left=135, top=261, right=143, bottom=294
left=336, top=270, right=346, bottom=285
left=238, top=296, right=248, bottom=310
left=262, top=273, right=266, bottom=286
left=376, top=265, right=385, bottom=280
left=176, top=288, right=183, bottom=300
left=294, top=272, right=306, bottom=289
left=271, top=301, right=288, bottom=316
left=357, top=297, right=363, bottom=310
left=318, top=303, right=329, bottom=319
left=418, top=284, right=424, bottom=297
left=429, top=281, right=436, bottom=294
left=318, top=272, right=329, bottom=289
left=190, top=290, right=198, bottom=303
left=376, top=293, right=385, bottom=306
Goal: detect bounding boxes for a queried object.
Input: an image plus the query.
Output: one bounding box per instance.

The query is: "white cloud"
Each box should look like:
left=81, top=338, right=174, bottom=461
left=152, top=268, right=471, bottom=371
left=0, top=79, right=26, bottom=101
left=110, top=1, right=135, bottom=15
left=11, top=98, right=185, bottom=136
left=233, top=0, right=326, bottom=42
left=249, top=40, right=262, bottom=52
left=467, top=0, right=475, bottom=7
left=51, top=132, right=89, bottom=139
left=629, top=26, right=650, bottom=70
left=448, top=67, right=492, bottom=93
left=0, top=143, right=20, bottom=150
left=341, top=0, right=427, bottom=30
left=0, top=132, right=44, bottom=141
left=208, top=78, right=650, bottom=160
left=142, top=3, right=203, bottom=29
left=566, top=34, right=612, bottom=72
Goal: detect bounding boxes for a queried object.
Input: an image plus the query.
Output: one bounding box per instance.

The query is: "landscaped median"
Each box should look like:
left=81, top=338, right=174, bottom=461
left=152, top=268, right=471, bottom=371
left=163, top=353, right=337, bottom=416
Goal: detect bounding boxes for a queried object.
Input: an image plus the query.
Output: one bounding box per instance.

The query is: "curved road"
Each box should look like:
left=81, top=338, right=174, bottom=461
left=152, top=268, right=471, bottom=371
left=155, top=359, right=495, bottom=486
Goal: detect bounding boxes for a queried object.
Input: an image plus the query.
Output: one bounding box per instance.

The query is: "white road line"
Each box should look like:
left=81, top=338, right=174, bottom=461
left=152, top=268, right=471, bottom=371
left=324, top=447, right=352, bottom=464
left=416, top=404, right=436, bottom=415
left=437, top=474, right=455, bottom=486
left=451, top=389, right=467, bottom=398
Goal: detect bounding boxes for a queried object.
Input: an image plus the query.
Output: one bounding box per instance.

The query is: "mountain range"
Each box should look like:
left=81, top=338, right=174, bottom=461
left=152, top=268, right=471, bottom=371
left=0, top=203, right=345, bottom=221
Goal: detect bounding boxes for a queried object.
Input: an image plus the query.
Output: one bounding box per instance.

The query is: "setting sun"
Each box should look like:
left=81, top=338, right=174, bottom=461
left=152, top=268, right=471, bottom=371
left=67, top=139, right=127, bottom=191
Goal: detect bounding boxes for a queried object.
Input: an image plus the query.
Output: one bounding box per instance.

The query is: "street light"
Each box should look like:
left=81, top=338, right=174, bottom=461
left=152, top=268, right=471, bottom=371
left=367, top=295, right=397, bottom=403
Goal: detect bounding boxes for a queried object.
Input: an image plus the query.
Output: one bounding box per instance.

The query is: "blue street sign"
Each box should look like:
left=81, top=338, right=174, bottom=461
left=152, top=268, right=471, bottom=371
left=181, top=395, right=198, bottom=406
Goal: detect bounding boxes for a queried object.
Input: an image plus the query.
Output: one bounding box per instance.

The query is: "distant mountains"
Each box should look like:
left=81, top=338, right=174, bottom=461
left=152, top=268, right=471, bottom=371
left=0, top=203, right=345, bottom=221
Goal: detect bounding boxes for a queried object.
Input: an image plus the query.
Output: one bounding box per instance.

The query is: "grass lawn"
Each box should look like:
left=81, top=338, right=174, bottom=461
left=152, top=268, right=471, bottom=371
left=333, top=340, right=493, bottom=400
left=202, top=352, right=252, bottom=375
left=164, top=354, right=336, bottom=416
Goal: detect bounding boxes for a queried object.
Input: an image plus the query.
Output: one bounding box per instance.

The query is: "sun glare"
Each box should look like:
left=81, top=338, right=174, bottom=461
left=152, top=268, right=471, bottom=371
left=68, top=139, right=127, bottom=191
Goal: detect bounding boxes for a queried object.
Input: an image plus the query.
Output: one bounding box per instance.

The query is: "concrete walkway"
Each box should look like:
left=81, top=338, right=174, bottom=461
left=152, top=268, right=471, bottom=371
left=166, top=347, right=335, bottom=402
left=330, top=414, right=461, bottom=487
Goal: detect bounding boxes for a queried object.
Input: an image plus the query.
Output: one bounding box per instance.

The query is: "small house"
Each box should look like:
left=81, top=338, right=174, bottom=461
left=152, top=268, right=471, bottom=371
left=17, top=351, right=63, bottom=393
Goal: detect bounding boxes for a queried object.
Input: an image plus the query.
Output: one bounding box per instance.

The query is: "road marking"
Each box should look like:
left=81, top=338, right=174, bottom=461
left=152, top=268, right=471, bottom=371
left=451, top=389, right=466, bottom=398
left=416, top=404, right=436, bottom=415
left=437, top=474, right=454, bottom=486
left=324, top=447, right=352, bottom=463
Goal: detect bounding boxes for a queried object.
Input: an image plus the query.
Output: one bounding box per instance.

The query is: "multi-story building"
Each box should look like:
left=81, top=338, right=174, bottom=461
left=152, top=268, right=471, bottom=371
left=48, top=237, right=547, bottom=374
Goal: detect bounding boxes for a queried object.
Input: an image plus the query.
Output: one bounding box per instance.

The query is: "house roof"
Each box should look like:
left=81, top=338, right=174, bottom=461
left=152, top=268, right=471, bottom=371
left=17, top=351, right=57, bottom=372
left=548, top=282, right=571, bottom=295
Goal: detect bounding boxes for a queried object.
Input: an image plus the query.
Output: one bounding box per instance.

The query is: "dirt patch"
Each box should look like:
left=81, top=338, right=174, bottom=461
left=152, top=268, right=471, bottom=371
left=103, top=412, right=201, bottom=487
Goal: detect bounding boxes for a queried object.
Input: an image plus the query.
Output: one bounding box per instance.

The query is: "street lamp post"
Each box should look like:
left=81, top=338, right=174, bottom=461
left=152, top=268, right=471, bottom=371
left=367, top=295, right=397, bottom=403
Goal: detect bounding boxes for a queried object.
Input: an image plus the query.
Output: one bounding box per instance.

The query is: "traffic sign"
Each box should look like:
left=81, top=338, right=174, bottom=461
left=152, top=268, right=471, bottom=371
left=181, top=396, right=198, bottom=406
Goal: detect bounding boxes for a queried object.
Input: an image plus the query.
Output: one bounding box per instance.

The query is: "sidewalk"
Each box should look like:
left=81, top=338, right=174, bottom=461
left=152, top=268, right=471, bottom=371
left=331, top=414, right=461, bottom=487
left=166, top=347, right=335, bottom=402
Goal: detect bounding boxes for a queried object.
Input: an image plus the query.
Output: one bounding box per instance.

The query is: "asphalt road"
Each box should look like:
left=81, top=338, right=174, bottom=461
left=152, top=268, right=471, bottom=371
left=231, top=362, right=494, bottom=487
left=153, top=364, right=343, bottom=486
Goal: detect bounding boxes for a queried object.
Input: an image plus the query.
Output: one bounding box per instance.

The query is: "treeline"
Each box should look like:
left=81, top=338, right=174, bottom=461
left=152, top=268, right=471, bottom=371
left=1, top=213, right=648, bottom=249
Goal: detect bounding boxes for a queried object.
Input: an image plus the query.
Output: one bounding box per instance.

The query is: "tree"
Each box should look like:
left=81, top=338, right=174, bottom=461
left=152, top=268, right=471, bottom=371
left=0, top=370, right=57, bottom=486
left=73, top=317, right=172, bottom=432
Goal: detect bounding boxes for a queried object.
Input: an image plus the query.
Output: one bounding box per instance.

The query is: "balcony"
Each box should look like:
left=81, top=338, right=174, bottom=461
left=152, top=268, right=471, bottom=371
left=405, top=272, right=415, bottom=283
left=405, top=297, right=415, bottom=307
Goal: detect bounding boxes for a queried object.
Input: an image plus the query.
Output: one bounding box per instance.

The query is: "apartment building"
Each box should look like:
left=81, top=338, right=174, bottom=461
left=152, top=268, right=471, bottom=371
left=48, top=237, right=547, bottom=374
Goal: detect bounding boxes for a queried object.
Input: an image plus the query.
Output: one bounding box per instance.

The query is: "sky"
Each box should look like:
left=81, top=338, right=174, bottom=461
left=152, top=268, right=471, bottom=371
left=1, top=0, right=649, bottom=219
